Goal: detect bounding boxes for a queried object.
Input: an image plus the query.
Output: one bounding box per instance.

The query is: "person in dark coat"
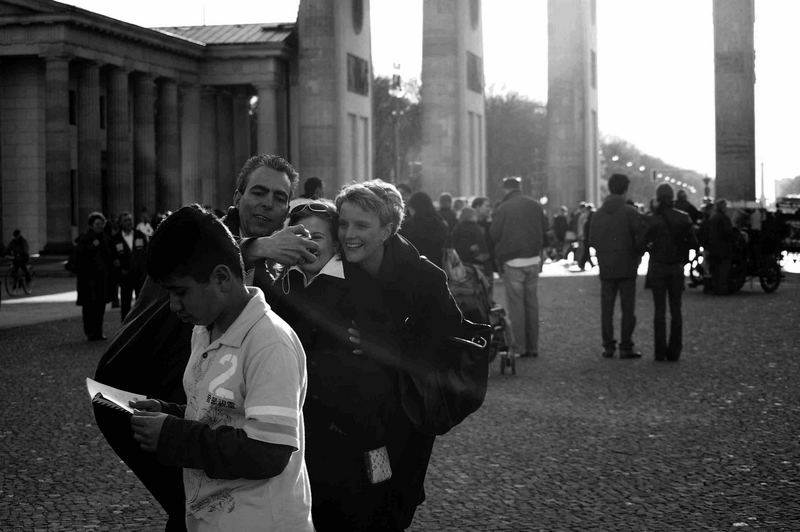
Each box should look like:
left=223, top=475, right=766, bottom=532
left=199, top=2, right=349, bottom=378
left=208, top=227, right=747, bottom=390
left=112, top=211, right=148, bottom=321
left=76, top=212, right=114, bottom=341
left=336, top=180, right=464, bottom=531
left=451, top=207, right=491, bottom=267
left=267, top=201, right=397, bottom=531
left=588, top=173, right=647, bottom=359
left=400, top=191, right=449, bottom=269
left=674, top=189, right=702, bottom=224
left=438, top=192, right=458, bottom=232
left=706, top=198, right=737, bottom=295
left=645, top=184, right=696, bottom=361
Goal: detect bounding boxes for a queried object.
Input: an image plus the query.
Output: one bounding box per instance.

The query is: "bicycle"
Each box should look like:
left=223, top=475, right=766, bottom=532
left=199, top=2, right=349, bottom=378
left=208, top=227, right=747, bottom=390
left=4, top=257, right=33, bottom=297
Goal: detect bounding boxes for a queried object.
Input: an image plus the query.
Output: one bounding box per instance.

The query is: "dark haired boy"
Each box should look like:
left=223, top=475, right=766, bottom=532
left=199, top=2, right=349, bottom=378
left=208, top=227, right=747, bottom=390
left=130, top=205, right=313, bottom=531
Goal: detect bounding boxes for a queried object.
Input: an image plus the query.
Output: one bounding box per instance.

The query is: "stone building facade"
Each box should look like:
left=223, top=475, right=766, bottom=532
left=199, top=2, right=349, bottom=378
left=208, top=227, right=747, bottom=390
left=0, top=0, right=372, bottom=253
left=545, top=0, right=599, bottom=210
left=420, top=0, right=486, bottom=198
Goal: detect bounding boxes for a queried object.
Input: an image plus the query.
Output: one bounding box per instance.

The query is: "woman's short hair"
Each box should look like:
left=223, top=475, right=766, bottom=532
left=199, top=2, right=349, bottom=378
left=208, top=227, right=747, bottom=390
left=87, top=212, right=106, bottom=226
left=288, top=200, right=339, bottom=243
left=458, top=206, right=477, bottom=222
left=146, top=204, right=243, bottom=283
left=334, top=180, right=404, bottom=235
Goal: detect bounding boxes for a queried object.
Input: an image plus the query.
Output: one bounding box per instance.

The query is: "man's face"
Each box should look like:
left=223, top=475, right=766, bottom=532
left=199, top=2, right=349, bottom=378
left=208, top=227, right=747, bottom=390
left=121, top=215, right=133, bottom=232
left=234, top=166, right=291, bottom=237
left=161, top=274, right=224, bottom=327
left=476, top=202, right=491, bottom=220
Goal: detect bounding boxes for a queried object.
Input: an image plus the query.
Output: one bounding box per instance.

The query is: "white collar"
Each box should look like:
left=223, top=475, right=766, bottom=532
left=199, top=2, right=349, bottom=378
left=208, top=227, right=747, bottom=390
left=288, top=256, right=344, bottom=288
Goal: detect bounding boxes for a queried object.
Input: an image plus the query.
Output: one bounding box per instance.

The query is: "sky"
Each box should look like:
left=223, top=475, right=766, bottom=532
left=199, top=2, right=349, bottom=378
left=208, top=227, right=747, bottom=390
left=59, top=0, right=800, bottom=200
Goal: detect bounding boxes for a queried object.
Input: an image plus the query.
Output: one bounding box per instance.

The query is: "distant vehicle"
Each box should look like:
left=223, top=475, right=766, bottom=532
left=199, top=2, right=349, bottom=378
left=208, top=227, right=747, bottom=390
left=776, top=196, right=800, bottom=254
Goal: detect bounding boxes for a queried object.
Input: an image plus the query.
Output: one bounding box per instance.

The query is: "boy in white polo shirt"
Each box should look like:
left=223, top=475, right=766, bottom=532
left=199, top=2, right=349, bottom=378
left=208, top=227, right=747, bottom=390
left=129, top=205, right=313, bottom=531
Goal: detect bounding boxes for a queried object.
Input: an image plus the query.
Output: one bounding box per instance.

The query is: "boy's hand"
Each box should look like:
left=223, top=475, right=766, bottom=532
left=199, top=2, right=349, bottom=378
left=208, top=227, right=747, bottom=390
left=130, top=411, right=168, bottom=452
left=129, top=399, right=162, bottom=412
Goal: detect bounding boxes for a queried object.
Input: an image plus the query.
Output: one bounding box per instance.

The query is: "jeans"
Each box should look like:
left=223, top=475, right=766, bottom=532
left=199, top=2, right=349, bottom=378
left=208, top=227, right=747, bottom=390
left=649, top=262, right=684, bottom=360
left=502, top=263, right=539, bottom=355
left=600, top=277, right=637, bottom=352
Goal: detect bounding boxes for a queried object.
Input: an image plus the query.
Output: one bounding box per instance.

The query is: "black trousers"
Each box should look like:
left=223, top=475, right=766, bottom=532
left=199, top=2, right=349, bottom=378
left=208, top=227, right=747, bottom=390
left=119, top=276, right=143, bottom=322
left=600, top=277, right=637, bottom=352
left=81, top=302, right=106, bottom=339
left=709, top=256, right=731, bottom=295
left=649, top=262, right=684, bottom=360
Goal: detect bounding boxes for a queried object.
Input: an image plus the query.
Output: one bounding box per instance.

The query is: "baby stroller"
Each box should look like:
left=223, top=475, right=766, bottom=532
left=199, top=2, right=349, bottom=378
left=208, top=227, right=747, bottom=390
left=448, top=263, right=514, bottom=374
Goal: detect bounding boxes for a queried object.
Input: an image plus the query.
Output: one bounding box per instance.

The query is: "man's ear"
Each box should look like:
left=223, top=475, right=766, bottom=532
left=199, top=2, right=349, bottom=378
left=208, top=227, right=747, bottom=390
left=211, top=264, right=233, bottom=290
left=233, top=190, right=242, bottom=209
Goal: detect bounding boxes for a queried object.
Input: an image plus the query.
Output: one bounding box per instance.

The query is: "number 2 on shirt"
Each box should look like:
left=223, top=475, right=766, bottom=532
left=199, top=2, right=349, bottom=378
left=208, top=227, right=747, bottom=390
left=208, top=354, right=237, bottom=400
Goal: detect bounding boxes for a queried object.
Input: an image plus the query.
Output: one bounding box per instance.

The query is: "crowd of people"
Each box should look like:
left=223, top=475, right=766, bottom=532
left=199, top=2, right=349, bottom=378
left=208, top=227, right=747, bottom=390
left=61, top=154, right=789, bottom=531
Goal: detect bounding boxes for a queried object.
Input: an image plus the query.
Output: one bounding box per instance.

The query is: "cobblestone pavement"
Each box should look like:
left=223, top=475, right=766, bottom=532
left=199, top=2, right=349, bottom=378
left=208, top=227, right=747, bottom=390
left=1, top=272, right=799, bottom=531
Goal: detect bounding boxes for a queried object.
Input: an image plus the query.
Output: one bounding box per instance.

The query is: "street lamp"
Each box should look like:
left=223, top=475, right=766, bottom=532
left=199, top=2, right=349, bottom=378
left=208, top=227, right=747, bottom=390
left=702, top=175, right=712, bottom=203
left=389, top=65, right=404, bottom=183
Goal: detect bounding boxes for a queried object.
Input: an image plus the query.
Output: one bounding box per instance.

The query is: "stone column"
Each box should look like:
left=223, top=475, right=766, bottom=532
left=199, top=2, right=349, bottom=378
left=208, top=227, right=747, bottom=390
left=77, top=61, right=102, bottom=226
left=180, top=84, right=201, bottom=205
left=232, top=86, right=252, bottom=173
left=255, top=83, right=280, bottom=155
left=157, top=78, right=181, bottom=212
left=44, top=56, right=73, bottom=252
left=133, top=73, right=156, bottom=216
left=199, top=87, right=218, bottom=207
left=106, top=66, right=132, bottom=219
left=216, top=91, right=234, bottom=207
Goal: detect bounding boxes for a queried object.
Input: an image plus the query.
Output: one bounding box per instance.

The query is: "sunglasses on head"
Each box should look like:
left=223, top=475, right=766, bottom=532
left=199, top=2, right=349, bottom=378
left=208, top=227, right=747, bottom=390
left=289, top=202, right=333, bottom=216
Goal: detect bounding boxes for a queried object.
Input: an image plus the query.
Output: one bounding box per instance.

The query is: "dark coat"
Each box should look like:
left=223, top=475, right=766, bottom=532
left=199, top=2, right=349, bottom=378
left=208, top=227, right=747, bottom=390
left=489, top=189, right=547, bottom=266
left=343, top=234, right=463, bottom=529
left=452, top=220, right=489, bottom=265
left=588, top=194, right=646, bottom=279
left=707, top=210, right=737, bottom=259
left=645, top=206, right=695, bottom=265
left=438, top=207, right=458, bottom=233
left=400, top=213, right=449, bottom=268
left=75, top=230, right=114, bottom=306
left=111, top=229, right=148, bottom=286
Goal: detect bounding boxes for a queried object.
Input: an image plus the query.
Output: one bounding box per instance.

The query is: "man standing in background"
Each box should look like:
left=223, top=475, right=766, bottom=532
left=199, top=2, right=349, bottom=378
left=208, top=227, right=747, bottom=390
left=490, top=177, right=547, bottom=358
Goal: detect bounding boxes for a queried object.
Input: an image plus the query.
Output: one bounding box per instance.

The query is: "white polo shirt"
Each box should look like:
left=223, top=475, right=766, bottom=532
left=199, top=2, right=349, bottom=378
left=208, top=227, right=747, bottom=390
left=182, top=287, right=313, bottom=531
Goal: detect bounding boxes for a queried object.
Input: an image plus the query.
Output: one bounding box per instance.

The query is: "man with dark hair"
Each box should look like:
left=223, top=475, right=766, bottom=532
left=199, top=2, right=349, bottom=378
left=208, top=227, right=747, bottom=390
left=438, top=192, right=458, bottom=232
left=589, top=173, right=647, bottom=359
left=490, top=177, right=547, bottom=358
left=112, top=212, right=148, bottom=321
left=706, top=198, right=736, bottom=295
left=674, top=189, right=701, bottom=224
left=301, top=176, right=324, bottom=200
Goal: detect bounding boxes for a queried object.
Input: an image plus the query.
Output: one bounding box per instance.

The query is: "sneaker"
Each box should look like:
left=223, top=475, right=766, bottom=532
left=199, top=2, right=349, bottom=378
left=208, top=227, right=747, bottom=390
left=601, top=349, right=614, bottom=358
left=619, top=351, right=642, bottom=359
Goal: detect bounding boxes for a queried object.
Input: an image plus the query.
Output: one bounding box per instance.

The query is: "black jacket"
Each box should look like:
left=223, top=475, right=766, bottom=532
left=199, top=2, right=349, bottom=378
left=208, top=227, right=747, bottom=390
left=645, top=206, right=695, bottom=265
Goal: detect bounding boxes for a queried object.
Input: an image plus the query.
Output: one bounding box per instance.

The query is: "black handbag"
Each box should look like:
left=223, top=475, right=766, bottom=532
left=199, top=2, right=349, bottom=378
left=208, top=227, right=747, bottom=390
left=400, top=319, right=492, bottom=436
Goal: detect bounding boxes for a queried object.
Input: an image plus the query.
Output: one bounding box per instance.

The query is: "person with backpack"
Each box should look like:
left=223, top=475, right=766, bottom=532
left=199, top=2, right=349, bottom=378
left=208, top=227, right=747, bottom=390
left=644, top=184, right=696, bottom=361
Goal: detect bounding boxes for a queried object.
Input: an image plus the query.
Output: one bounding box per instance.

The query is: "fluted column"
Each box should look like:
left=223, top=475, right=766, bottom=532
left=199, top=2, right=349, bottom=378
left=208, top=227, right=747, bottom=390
left=44, top=56, right=73, bottom=251
left=133, top=73, right=156, bottom=216
left=232, top=86, right=252, bottom=174
left=77, top=61, right=102, bottom=226
left=256, top=83, right=280, bottom=155
left=216, top=92, right=234, bottom=206
left=198, top=87, right=218, bottom=208
left=180, top=84, right=201, bottom=204
left=157, top=78, right=181, bottom=212
left=106, top=66, right=132, bottom=219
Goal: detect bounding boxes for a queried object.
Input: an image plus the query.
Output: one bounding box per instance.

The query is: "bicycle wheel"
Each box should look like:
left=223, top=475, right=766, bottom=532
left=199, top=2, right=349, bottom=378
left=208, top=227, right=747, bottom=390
left=22, top=269, right=32, bottom=295
left=759, top=260, right=781, bottom=293
left=5, top=272, right=23, bottom=297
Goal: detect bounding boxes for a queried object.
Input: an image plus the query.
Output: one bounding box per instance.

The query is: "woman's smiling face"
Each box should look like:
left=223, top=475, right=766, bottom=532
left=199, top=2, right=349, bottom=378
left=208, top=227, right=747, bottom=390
left=337, top=201, right=391, bottom=274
